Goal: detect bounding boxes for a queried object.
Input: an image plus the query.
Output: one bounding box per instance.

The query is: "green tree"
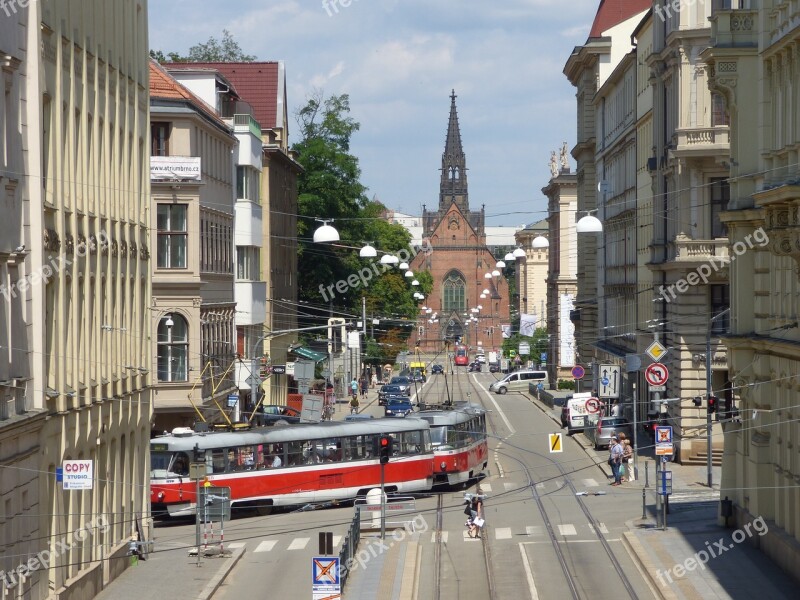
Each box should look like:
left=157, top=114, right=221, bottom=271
left=150, top=30, right=256, bottom=63
left=502, top=327, right=549, bottom=362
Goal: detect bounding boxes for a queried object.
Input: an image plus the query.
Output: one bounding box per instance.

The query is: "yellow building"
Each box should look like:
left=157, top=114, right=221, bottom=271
left=2, top=1, right=152, bottom=597
left=703, top=1, right=800, bottom=578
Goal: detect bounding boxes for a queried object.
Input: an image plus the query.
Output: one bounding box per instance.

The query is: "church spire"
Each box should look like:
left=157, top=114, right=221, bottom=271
left=440, top=89, right=468, bottom=211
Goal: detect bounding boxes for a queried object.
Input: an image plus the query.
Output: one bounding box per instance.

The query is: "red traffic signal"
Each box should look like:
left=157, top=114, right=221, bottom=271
left=378, top=435, right=392, bottom=464
left=708, top=396, right=718, bottom=414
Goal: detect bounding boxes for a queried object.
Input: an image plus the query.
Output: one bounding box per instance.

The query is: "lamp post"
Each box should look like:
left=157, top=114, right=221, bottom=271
left=706, top=307, right=730, bottom=488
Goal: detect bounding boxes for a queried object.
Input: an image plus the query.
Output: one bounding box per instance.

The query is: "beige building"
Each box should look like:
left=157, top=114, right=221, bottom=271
left=648, top=0, right=730, bottom=462
left=703, top=0, right=800, bottom=578
left=149, top=61, right=238, bottom=432
left=2, top=1, right=152, bottom=597
left=542, top=171, right=578, bottom=385
left=514, top=219, right=548, bottom=326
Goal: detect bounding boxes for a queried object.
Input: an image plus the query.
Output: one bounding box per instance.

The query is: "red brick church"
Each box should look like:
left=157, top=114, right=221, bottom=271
left=409, top=91, right=511, bottom=353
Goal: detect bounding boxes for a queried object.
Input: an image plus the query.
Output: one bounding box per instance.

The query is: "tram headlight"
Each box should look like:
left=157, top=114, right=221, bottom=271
left=157, top=491, right=165, bottom=501
left=440, top=461, right=447, bottom=471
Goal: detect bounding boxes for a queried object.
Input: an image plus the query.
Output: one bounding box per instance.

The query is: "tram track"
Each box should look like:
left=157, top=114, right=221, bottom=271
left=456, top=370, right=639, bottom=600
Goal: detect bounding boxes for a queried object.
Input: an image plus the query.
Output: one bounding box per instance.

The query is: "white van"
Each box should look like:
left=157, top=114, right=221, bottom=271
left=489, top=370, right=548, bottom=395
left=565, top=392, right=594, bottom=434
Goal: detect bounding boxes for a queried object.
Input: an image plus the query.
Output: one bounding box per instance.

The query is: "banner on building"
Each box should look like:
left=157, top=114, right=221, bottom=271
left=519, top=313, right=538, bottom=337
left=559, top=293, right=576, bottom=367
left=501, top=324, right=511, bottom=339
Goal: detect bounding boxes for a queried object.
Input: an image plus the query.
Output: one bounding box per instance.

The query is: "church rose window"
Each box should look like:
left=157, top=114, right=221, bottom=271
left=443, top=271, right=466, bottom=312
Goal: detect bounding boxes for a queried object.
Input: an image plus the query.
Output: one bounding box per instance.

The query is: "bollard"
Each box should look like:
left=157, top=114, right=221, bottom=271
left=642, top=487, right=647, bottom=520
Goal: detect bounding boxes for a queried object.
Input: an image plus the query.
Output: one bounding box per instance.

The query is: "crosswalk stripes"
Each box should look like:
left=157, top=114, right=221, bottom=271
left=503, top=482, right=517, bottom=491
left=581, top=478, right=600, bottom=487
left=480, top=483, right=492, bottom=492
left=226, top=542, right=246, bottom=549
left=525, top=526, right=543, bottom=537
left=587, top=523, right=609, bottom=535
left=430, top=531, right=449, bottom=544
left=557, top=524, right=577, bottom=536
left=254, top=540, right=277, bottom=553
left=332, top=535, right=342, bottom=547
left=495, top=527, right=512, bottom=540
left=287, top=537, right=310, bottom=550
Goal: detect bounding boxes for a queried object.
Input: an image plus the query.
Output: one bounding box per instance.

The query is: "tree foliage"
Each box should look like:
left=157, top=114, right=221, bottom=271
left=150, top=30, right=256, bottom=63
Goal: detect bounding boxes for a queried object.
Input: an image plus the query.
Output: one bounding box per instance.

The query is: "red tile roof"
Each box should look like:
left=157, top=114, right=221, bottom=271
left=588, top=0, right=650, bottom=38
left=165, top=62, right=280, bottom=129
left=148, top=59, right=225, bottom=126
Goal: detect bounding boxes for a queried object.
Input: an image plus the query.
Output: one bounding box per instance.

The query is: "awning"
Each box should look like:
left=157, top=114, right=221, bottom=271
left=290, top=346, right=327, bottom=362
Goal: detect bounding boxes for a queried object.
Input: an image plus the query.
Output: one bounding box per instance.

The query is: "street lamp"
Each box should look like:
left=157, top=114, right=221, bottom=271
left=576, top=211, right=603, bottom=233
left=512, top=247, right=526, bottom=259
left=359, top=243, right=377, bottom=258
left=313, top=219, right=340, bottom=243
left=531, top=234, right=549, bottom=249
left=706, top=307, right=731, bottom=488
left=380, top=254, right=399, bottom=265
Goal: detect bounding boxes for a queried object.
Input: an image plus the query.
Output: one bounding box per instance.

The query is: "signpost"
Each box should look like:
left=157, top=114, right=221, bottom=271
left=598, top=364, right=621, bottom=399
left=655, top=425, right=674, bottom=456
left=312, top=556, right=341, bottom=599
left=62, top=460, right=93, bottom=490
left=519, top=342, right=530, bottom=355
left=548, top=433, right=563, bottom=453
left=645, top=363, right=669, bottom=387
left=571, top=365, right=585, bottom=380
left=646, top=340, right=668, bottom=362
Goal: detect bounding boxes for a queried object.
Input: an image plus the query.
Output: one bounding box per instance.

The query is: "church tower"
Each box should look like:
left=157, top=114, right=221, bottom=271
left=440, top=90, right=468, bottom=212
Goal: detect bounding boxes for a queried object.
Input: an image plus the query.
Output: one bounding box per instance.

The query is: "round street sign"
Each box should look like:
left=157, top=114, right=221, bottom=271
left=645, top=363, right=669, bottom=386
left=571, top=365, right=585, bottom=380
left=585, top=397, right=601, bottom=414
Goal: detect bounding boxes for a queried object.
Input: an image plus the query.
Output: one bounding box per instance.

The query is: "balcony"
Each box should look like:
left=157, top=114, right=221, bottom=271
left=753, top=184, right=800, bottom=275
left=671, top=127, right=730, bottom=160
left=667, top=235, right=730, bottom=264
left=709, top=9, right=758, bottom=48
left=235, top=281, right=267, bottom=326
left=233, top=114, right=262, bottom=138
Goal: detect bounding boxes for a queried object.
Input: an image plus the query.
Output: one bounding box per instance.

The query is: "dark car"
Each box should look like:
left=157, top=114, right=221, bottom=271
left=431, top=364, right=444, bottom=375
left=390, top=376, right=412, bottom=396
left=260, top=405, right=301, bottom=425
left=378, top=384, right=404, bottom=406
left=385, top=397, right=414, bottom=418
left=467, top=361, right=482, bottom=372
left=488, top=363, right=500, bottom=373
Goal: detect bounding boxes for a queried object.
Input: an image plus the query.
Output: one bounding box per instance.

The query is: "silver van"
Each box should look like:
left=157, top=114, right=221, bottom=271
left=489, top=370, right=549, bottom=394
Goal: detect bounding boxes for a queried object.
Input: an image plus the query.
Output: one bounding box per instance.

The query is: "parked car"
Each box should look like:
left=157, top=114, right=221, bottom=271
left=584, top=417, right=633, bottom=449
left=468, top=361, right=482, bottom=372
left=475, top=354, right=486, bottom=364
left=489, top=370, right=549, bottom=395
left=260, top=405, right=301, bottom=425
left=378, top=384, right=404, bottom=405
left=431, top=364, right=444, bottom=375
left=385, top=397, right=414, bottom=418
left=390, top=376, right=412, bottom=395
left=488, top=363, right=500, bottom=373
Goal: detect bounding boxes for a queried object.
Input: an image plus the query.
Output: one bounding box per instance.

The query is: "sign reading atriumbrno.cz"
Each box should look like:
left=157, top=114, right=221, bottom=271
left=62, top=460, right=94, bottom=490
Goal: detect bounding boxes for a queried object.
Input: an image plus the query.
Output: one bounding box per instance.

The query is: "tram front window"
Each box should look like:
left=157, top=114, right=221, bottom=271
left=169, top=451, right=190, bottom=476
left=151, top=452, right=172, bottom=478
left=430, top=427, right=452, bottom=449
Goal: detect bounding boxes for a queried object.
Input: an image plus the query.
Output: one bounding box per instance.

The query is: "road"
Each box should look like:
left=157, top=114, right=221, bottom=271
left=144, top=369, right=652, bottom=599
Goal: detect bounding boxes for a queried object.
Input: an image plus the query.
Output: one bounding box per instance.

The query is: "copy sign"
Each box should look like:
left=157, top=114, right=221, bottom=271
left=62, top=460, right=93, bottom=490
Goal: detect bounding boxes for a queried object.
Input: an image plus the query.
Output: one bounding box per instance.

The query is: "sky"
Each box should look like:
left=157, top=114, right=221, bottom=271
left=148, top=0, right=600, bottom=227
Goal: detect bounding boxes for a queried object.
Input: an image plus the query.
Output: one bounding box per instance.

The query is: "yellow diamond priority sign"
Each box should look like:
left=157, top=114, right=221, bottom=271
left=549, top=433, right=563, bottom=453
left=646, top=340, right=668, bottom=362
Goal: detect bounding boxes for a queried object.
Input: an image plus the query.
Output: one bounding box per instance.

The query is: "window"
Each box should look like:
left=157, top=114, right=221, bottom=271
left=710, top=178, right=729, bottom=238
left=710, top=285, right=730, bottom=334
left=151, top=122, right=169, bottom=156
left=236, top=166, right=260, bottom=203
left=711, top=93, right=729, bottom=127
left=236, top=247, right=261, bottom=280
left=157, top=314, right=188, bottom=382
left=157, top=204, right=187, bottom=268
left=442, top=271, right=466, bottom=313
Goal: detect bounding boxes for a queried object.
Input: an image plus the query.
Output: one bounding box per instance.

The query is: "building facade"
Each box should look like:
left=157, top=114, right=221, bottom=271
left=648, top=0, right=730, bottom=462
left=149, top=61, right=237, bottom=432
left=542, top=170, right=578, bottom=386
left=409, top=92, right=511, bottom=353
left=514, top=220, right=549, bottom=328
left=0, top=2, right=151, bottom=598
left=703, top=0, right=800, bottom=578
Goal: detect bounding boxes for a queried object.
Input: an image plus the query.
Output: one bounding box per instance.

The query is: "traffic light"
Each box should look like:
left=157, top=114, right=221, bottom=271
left=378, top=435, right=392, bottom=464
left=707, top=396, right=718, bottom=414
left=724, top=396, right=732, bottom=417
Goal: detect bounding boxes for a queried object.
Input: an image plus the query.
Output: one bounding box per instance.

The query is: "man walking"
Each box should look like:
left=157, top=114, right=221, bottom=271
left=609, top=436, right=624, bottom=485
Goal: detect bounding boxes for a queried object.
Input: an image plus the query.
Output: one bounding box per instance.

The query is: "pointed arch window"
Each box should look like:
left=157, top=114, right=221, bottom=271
left=443, top=271, right=466, bottom=313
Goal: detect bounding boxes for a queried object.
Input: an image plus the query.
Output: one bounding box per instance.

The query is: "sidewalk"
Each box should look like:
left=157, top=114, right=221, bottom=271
left=526, top=391, right=798, bottom=599
left=94, top=545, right=244, bottom=600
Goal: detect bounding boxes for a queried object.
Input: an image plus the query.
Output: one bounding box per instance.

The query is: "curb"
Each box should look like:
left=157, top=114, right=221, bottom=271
left=198, top=546, right=245, bottom=600
left=621, top=531, right=674, bottom=600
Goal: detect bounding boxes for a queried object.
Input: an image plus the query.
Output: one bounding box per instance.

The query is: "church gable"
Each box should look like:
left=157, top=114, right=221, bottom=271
left=429, top=202, right=482, bottom=247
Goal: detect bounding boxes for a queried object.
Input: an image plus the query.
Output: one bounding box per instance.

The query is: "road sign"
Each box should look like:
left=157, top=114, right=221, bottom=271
left=585, top=397, right=601, bottom=414
left=549, top=433, right=563, bottom=453
left=655, top=425, right=674, bottom=456
left=571, top=365, right=585, bottom=380
left=649, top=384, right=666, bottom=393
left=245, top=375, right=260, bottom=387
left=646, top=340, right=668, bottom=362
left=658, top=470, right=673, bottom=496
left=312, top=556, right=341, bottom=599
left=598, top=364, right=621, bottom=399
left=645, top=363, right=669, bottom=386
left=226, top=394, right=239, bottom=408
left=198, top=486, right=231, bottom=521
left=519, top=342, right=530, bottom=355
left=62, top=460, right=93, bottom=490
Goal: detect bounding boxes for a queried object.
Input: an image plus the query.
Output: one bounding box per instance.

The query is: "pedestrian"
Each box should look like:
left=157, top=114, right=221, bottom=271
left=608, top=436, right=624, bottom=485
left=611, top=402, right=622, bottom=418
left=371, top=373, right=378, bottom=388
left=619, top=433, right=634, bottom=481
left=360, top=376, right=368, bottom=398
left=350, top=378, right=358, bottom=400
left=468, top=491, right=485, bottom=538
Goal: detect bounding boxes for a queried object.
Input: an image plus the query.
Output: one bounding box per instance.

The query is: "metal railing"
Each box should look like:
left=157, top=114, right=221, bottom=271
left=338, top=507, right=361, bottom=589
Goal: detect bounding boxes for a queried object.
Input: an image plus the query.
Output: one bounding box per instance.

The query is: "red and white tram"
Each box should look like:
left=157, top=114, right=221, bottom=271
left=409, top=403, right=488, bottom=486
left=150, top=419, right=433, bottom=518
left=454, top=345, right=469, bottom=366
